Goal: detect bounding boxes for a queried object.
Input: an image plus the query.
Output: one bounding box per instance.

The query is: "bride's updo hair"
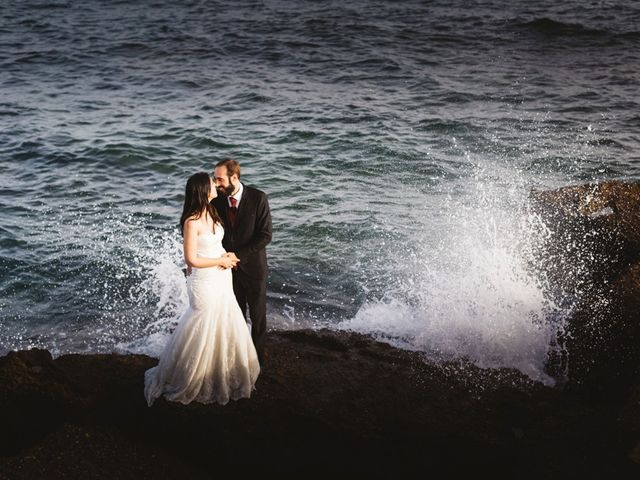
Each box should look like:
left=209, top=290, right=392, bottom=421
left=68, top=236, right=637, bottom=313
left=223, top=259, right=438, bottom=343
left=179, top=172, right=221, bottom=235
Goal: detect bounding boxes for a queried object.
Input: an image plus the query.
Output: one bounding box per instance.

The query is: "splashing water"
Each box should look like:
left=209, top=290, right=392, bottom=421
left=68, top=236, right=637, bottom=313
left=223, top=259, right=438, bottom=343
left=0, top=199, right=190, bottom=357
left=118, top=234, right=188, bottom=357
left=340, top=161, right=567, bottom=385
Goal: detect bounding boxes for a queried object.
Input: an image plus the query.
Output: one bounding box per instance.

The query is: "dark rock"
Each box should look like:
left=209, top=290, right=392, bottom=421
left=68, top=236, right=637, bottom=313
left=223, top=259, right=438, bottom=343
left=531, top=181, right=640, bottom=396
left=0, top=349, right=85, bottom=455
left=619, top=380, right=640, bottom=443
left=1, top=330, right=639, bottom=478
left=630, top=442, right=640, bottom=465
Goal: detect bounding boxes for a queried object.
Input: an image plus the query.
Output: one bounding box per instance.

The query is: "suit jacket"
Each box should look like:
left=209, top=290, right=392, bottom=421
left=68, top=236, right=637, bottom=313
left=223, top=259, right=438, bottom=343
left=212, top=185, right=272, bottom=280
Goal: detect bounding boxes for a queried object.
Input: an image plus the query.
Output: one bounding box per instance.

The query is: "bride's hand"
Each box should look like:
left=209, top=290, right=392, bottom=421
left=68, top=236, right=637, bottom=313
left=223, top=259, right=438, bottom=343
left=219, top=256, right=239, bottom=269
left=224, top=252, right=239, bottom=262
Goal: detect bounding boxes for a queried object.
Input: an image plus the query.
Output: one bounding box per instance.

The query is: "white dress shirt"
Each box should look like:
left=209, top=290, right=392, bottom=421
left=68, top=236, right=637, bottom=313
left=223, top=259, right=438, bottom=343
left=228, top=182, right=244, bottom=207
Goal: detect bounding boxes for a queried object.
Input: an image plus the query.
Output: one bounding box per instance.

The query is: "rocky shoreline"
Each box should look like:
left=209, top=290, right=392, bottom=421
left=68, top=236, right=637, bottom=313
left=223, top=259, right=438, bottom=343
left=0, top=328, right=638, bottom=479
left=2, top=181, right=640, bottom=478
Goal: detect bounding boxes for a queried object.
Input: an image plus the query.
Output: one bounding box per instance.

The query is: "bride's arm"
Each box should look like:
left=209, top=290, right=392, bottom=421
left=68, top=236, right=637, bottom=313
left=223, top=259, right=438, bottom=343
left=183, top=220, right=237, bottom=269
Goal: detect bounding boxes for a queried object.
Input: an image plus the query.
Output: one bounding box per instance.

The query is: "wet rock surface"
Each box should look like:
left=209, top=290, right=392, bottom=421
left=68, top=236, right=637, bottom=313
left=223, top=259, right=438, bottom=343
left=1, top=329, right=638, bottom=479
left=531, top=181, right=640, bottom=396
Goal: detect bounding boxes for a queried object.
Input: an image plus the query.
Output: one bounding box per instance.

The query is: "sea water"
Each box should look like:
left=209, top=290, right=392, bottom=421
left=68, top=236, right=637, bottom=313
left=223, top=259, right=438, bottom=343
left=1, top=0, right=639, bottom=384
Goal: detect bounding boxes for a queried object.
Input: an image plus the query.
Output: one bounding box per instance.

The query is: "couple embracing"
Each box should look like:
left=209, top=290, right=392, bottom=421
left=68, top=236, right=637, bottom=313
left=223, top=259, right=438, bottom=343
left=145, top=159, right=272, bottom=406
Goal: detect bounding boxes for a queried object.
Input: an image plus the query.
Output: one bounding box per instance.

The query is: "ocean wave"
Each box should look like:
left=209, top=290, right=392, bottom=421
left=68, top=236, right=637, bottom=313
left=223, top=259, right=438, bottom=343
left=416, top=118, right=485, bottom=134
left=586, top=138, right=625, bottom=148
left=180, top=135, right=237, bottom=149
left=225, top=92, right=274, bottom=105
left=512, top=18, right=609, bottom=37
left=24, top=2, right=70, bottom=10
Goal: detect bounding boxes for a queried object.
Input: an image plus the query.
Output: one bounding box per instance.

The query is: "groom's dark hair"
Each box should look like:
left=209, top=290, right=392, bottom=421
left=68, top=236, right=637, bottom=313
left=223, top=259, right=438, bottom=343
left=215, top=158, right=241, bottom=179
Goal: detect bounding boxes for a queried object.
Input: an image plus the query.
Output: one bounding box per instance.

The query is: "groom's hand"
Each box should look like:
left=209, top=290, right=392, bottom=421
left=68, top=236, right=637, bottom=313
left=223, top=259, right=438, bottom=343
left=220, top=256, right=239, bottom=269
left=224, top=252, right=239, bottom=270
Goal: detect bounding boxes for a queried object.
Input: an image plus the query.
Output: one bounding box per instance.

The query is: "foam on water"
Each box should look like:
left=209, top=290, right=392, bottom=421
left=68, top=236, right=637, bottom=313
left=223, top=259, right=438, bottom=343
left=339, top=160, right=567, bottom=385
left=119, top=238, right=188, bottom=357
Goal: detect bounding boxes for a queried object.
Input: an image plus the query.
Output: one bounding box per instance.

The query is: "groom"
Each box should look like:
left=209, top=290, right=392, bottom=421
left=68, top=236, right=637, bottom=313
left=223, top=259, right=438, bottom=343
left=212, top=159, right=272, bottom=365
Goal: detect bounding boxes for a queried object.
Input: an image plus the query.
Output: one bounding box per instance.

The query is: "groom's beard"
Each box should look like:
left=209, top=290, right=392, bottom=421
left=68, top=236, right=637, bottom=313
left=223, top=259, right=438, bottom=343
left=218, top=184, right=235, bottom=196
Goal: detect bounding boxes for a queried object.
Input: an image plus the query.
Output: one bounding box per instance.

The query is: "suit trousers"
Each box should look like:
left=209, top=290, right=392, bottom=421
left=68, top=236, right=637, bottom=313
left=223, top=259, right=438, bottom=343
left=232, top=270, right=267, bottom=362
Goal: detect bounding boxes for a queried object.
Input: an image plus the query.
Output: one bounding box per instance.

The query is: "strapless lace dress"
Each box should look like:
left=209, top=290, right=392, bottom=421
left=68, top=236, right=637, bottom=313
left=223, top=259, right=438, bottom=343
left=144, top=225, right=260, bottom=406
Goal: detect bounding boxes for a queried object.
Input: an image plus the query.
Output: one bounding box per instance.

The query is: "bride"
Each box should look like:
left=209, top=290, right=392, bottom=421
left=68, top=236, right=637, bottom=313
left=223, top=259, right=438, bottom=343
left=144, top=172, right=260, bottom=406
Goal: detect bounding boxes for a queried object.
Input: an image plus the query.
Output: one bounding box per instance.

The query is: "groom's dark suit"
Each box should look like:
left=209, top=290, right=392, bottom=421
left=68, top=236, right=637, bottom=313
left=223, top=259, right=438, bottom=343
left=213, top=185, right=272, bottom=363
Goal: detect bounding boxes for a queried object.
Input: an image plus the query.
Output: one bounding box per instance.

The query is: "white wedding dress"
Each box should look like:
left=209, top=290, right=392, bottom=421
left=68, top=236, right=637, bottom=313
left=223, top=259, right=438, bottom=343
left=144, top=224, right=260, bottom=406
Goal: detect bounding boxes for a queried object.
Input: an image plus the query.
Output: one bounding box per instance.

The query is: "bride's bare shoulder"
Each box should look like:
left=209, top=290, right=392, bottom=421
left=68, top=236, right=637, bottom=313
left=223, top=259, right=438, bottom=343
left=183, top=216, right=203, bottom=232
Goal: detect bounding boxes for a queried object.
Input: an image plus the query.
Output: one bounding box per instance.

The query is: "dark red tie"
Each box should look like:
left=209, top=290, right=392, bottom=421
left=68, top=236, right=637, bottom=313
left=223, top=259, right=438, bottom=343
left=228, top=196, right=238, bottom=227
